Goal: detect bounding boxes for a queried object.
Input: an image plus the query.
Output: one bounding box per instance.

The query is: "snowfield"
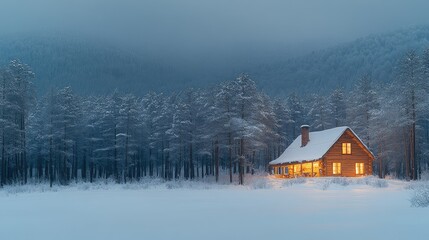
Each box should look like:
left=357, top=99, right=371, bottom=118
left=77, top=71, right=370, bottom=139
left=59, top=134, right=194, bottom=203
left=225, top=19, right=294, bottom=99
left=1, top=177, right=428, bottom=240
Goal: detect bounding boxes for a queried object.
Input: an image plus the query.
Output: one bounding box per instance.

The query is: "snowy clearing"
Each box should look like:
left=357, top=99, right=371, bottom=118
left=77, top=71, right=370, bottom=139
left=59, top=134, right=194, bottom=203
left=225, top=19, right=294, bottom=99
left=1, top=177, right=428, bottom=240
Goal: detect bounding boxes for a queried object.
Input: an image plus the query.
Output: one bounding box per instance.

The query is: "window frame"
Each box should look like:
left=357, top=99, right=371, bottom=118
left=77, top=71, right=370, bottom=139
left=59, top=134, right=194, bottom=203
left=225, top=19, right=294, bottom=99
left=333, top=162, right=342, bottom=175
left=293, top=164, right=301, bottom=174
left=342, top=143, right=352, bottom=155
left=355, top=163, right=364, bottom=175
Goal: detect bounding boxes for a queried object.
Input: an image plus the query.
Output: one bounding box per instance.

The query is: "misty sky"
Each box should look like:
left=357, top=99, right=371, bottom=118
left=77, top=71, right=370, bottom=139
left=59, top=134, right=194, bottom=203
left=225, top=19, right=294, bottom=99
left=2, top=0, right=429, bottom=59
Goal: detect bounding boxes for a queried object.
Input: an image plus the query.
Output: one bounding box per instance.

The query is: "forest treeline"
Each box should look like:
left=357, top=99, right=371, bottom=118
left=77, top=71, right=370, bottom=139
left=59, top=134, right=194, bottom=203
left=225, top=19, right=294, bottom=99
left=0, top=49, right=428, bottom=187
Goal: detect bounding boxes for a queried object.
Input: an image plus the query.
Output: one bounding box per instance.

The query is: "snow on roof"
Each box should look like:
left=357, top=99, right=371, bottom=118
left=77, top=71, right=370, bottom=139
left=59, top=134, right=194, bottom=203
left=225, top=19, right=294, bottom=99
left=270, top=126, right=362, bottom=165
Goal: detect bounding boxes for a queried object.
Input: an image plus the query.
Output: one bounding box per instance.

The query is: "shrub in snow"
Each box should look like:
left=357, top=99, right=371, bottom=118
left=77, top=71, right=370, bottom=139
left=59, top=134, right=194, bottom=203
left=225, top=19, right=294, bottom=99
left=354, top=176, right=388, bottom=188
left=320, top=181, right=330, bottom=190
left=249, top=178, right=270, bottom=189
left=318, top=176, right=388, bottom=190
left=368, top=178, right=388, bottom=188
left=2, top=183, right=60, bottom=195
left=318, top=177, right=349, bottom=190
left=77, top=183, right=91, bottom=191
left=411, top=183, right=429, bottom=207
left=420, top=171, right=429, bottom=181
left=165, top=181, right=185, bottom=189
left=330, top=177, right=350, bottom=186
left=282, top=177, right=306, bottom=187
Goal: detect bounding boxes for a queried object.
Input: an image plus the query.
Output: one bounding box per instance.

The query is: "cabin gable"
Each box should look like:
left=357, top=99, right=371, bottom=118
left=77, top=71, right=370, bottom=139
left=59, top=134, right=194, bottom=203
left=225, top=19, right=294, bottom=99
left=323, top=130, right=374, bottom=177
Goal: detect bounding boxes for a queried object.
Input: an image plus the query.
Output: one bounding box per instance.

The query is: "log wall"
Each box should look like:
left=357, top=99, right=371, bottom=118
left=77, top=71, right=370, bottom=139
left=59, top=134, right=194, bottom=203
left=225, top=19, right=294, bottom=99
left=323, top=130, right=373, bottom=177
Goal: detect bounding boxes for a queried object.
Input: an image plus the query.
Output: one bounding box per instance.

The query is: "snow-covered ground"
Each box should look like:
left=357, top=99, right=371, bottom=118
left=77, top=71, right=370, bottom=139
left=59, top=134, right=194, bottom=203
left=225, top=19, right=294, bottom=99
left=0, top=177, right=428, bottom=240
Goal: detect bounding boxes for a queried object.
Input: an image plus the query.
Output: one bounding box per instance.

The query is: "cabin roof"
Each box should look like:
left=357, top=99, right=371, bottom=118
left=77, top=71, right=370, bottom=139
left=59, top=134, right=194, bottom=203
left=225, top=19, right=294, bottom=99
left=269, top=126, right=373, bottom=165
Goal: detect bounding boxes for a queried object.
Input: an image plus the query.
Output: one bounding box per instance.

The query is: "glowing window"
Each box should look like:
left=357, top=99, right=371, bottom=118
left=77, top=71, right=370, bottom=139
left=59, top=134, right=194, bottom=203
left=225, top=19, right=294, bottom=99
left=313, top=162, right=320, bottom=176
left=342, top=143, right=352, bottom=154
left=356, top=163, right=364, bottom=175
left=333, top=163, right=342, bottom=175
left=294, top=164, right=301, bottom=173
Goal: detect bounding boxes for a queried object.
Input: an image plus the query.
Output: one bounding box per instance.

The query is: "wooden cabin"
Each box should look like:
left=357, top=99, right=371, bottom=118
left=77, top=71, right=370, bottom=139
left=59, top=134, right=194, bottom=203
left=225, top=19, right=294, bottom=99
left=269, top=125, right=374, bottom=177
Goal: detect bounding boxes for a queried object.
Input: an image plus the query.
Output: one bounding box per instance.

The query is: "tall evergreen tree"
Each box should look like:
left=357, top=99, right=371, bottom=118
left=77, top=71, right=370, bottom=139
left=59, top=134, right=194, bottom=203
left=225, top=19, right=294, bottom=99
left=399, top=50, right=426, bottom=180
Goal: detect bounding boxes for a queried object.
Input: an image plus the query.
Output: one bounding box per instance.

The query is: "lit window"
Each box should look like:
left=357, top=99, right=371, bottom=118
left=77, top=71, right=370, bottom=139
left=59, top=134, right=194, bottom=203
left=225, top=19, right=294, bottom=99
left=333, top=163, right=341, bottom=175
left=342, top=143, right=352, bottom=154
left=294, top=164, right=301, bottom=173
left=313, top=162, right=320, bottom=176
left=356, top=163, right=364, bottom=175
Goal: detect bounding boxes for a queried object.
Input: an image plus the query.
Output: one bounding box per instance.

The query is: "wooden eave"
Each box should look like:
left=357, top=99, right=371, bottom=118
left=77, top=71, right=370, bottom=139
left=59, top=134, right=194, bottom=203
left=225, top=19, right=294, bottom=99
left=271, top=159, right=322, bottom=166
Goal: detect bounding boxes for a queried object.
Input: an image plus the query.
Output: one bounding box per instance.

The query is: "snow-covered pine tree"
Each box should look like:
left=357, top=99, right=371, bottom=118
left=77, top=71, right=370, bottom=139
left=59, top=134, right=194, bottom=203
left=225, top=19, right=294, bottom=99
left=347, top=74, right=378, bottom=148
left=231, top=74, right=262, bottom=185
left=420, top=48, right=429, bottom=175
left=255, top=93, right=280, bottom=171
left=192, top=89, right=219, bottom=181
left=285, top=93, right=306, bottom=139
left=142, top=92, right=171, bottom=178
left=329, top=88, right=347, bottom=127
left=0, top=60, right=35, bottom=185
left=307, top=94, right=331, bottom=131
left=53, top=87, right=81, bottom=185
left=398, top=50, right=427, bottom=180
left=216, top=80, right=239, bottom=182
left=118, top=94, right=140, bottom=183
left=272, top=98, right=288, bottom=158
left=81, top=96, right=107, bottom=182
left=26, top=100, right=46, bottom=182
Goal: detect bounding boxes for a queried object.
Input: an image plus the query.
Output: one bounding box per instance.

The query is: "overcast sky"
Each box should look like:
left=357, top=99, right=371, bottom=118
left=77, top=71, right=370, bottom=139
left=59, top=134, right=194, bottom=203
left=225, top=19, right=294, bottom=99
left=1, top=0, right=429, bottom=58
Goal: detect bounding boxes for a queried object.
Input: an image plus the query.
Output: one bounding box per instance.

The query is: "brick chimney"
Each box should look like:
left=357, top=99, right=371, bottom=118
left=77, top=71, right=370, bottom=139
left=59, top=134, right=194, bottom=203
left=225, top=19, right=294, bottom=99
left=301, top=125, right=310, bottom=147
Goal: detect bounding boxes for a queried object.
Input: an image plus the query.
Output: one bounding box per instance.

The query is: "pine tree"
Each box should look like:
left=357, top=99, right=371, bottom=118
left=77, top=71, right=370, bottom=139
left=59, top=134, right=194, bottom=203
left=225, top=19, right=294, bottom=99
left=285, top=93, right=305, bottom=140
left=329, top=88, right=347, bottom=127
left=232, top=74, right=261, bottom=185
left=399, top=50, right=426, bottom=180
left=307, top=94, right=331, bottom=131
left=348, top=74, right=378, bottom=147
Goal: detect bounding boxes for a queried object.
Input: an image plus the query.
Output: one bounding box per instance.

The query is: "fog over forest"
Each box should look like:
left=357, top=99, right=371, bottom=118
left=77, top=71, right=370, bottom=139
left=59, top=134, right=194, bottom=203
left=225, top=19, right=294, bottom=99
left=2, top=0, right=429, bottom=95
left=2, top=0, right=428, bottom=52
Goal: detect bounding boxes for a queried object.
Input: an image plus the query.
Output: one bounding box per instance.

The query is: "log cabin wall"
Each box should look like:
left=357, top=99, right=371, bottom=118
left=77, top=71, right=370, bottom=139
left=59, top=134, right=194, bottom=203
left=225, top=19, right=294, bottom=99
left=323, top=130, right=373, bottom=177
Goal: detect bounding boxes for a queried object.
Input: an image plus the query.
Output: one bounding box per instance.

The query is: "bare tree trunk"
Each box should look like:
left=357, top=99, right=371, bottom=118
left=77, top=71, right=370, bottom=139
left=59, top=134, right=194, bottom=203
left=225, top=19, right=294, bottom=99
left=239, top=138, right=244, bottom=185
left=124, top=130, right=129, bottom=184
left=378, top=140, right=384, bottom=178
left=215, top=139, right=219, bottom=182
left=189, top=141, right=194, bottom=179
left=411, top=91, right=417, bottom=180
left=228, top=132, right=232, bottom=183
left=164, top=141, right=169, bottom=180
left=0, top=75, right=5, bottom=187
left=404, top=127, right=410, bottom=181
left=82, top=149, right=87, bottom=181
left=114, top=124, right=118, bottom=182
left=49, top=133, right=53, bottom=187
left=1, top=132, right=5, bottom=187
